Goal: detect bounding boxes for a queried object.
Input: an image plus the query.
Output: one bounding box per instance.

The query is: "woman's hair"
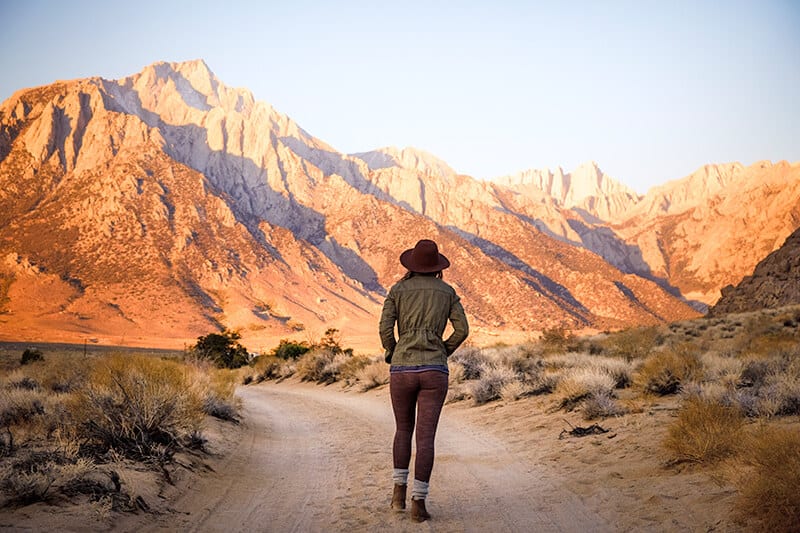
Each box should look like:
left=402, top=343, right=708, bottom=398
left=401, top=270, right=443, bottom=281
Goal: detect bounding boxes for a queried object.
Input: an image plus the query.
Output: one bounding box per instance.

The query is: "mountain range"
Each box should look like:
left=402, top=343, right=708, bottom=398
left=1, top=60, right=798, bottom=350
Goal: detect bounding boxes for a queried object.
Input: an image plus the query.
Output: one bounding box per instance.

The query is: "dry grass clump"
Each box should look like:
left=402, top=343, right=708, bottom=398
left=636, top=346, right=703, bottom=395
left=581, top=393, right=627, bottom=420
left=0, top=449, right=95, bottom=506
left=601, top=326, right=663, bottom=360
left=735, top=426, right=800, bottom=532
left=295, top=348, right=340, bottom=383
left=449, top=346, right=494, bottom=380
left=293, top=348, right=374, bottom=385
left=468, top=364, right=518, bottom=405
left=191, top=364, right=240, bottom=422
left=553, top=367, right=617, bottom=411
left=72, top=354, right=204, bottom=458
left=663, top=396, right=744, bottom=465
left=249, top=354, right=295, bottom=383
left=353, top=358, right=388, bottom=391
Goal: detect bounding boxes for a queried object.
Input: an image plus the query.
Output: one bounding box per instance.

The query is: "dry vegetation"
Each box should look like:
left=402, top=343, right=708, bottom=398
left=0, top=346, right=240, bottom=517
left=250, top=304, right=800, bottom=531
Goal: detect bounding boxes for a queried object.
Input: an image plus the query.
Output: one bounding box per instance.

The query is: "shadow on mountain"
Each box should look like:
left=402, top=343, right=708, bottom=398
left=102, top=75, right=383, bottom=297
left=613, top=280, right=663, bottom=321
left=448, top=227, right=591, bottom=325
left=566, top=218, right=707, bottom=311
left=280, top=136, right=424, bottom=219
left=349, top=150, right=397, bottom=171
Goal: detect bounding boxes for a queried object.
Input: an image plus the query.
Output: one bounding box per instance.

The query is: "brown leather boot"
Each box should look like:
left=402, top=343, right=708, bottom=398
left=391, top=484, right=407, bottom=511
left=411, top=498, right=431, bottom=522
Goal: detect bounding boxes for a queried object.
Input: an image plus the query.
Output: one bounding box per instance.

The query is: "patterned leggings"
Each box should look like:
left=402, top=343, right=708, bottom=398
left=390, top=370, right=449, bottom=483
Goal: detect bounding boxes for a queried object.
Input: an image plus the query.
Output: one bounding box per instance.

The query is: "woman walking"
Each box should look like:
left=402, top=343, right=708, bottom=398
left=379, top=239, right=469, bottom=522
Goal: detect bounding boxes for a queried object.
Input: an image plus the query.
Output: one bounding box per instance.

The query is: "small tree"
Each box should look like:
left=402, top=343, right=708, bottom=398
left=193, top=330, right=249, bottom=369
left=316, top=328, right=353, bottom=356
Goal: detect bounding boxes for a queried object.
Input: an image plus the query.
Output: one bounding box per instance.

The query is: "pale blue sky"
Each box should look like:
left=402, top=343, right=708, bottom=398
left=1, top=0, right=798, bottom=192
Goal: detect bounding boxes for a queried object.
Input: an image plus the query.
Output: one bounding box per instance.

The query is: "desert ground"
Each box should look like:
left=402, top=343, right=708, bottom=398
left=2, top=378, right=745, bottom=532
left=122, top=380, right=746, bottom=532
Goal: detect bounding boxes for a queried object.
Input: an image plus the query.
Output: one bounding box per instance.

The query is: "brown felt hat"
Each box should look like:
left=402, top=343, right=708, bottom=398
left=400, top=239, right=450, bottom=273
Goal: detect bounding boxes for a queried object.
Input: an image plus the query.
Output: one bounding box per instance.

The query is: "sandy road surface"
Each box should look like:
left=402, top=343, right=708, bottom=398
left=128, top=381, right=609, bottom=533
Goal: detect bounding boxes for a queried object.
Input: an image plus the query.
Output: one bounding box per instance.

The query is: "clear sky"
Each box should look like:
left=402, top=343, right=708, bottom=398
left=1, top=0, right=798, bottom=193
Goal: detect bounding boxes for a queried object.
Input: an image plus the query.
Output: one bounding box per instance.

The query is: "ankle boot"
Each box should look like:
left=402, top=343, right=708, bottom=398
left=411, top=498, right=430, bottom=522
left=391, top=484, right=407, bottom=511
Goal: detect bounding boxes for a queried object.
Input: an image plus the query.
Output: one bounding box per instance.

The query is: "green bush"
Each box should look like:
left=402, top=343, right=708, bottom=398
left=192, top=330, right=250, bottom=369
left=20, top=348, right=44, bottom=365
left=270, top=339, right=311, bottom=360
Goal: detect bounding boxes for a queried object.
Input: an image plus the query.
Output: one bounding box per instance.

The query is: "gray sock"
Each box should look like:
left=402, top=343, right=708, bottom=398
left=411, top=479, right=429, bottom=500
left=393, top=468, right=409, bottom=485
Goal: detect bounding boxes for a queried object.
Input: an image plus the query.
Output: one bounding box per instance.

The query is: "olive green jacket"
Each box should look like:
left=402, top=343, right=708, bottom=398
left=379, top=274, right=469, bottom=366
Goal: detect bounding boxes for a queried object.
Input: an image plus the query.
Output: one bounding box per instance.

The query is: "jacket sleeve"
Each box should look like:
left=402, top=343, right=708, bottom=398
left=444, top=294, right=469, bottom=356
left=379, top=289, right=398, bottom=363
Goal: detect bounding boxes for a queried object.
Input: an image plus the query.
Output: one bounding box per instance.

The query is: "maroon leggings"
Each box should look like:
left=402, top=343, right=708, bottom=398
left=390, top=370, right=449, bottom=483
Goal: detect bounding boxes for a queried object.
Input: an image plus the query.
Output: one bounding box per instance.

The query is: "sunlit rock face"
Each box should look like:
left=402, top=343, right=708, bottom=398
left=1, top=59, right=797, bottom=348
left=708, top=226, right=800, bottom=315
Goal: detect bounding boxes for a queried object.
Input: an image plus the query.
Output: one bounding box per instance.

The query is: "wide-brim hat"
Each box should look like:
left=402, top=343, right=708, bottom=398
left=400, top=239, right=450, bottom=273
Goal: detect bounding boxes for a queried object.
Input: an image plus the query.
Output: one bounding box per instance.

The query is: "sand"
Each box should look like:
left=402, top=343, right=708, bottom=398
left=2, top=379, right=746, bottom=532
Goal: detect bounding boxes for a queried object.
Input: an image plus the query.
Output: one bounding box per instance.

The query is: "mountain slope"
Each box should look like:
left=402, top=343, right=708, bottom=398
left=708, top=226, right=800, bottom=315
left=611, top=161, right=800, bottom=306
left=0, top=60, right=704, bottom=348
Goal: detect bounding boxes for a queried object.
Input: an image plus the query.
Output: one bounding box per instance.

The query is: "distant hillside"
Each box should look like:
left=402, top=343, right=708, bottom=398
left=709, top=226, right=800, bottom=316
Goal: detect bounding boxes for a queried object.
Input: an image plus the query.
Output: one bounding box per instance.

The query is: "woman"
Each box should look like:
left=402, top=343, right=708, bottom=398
left=379, top=239, right=469, bottom=522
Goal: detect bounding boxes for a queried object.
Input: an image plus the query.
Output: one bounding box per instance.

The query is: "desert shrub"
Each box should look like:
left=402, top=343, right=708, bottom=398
left=446, top=383, right=469, bottom=404
left=468, top=364, right=517, bottom=405
left=1, top=457, right=58, bottom=504
left=636, top=346, right=703, bottom=395
left=0, top=388, right=46, bottom=452
left=699, top=352, right=744, bottom=386
left=337, top=354, right=372, bottom=384
left=764, top=376, right=800, bottom=416
left=554, top=367, right=616, bottom=411
left=198, top=368, right=240, bottom=422
left=739, top=359, right=774, bottom=388
left=9, top=376, right=40, bottom=391
left=72, top=355, right=204, bottom=457
left=250, top=354, right=293, bottom=382
left=29, top=354, right=91, bottom=393
left=582, top=392, right=627, bottom=420
left=529, top=371, right=560, bottom=395
left=354, top=358, right=388, bottom=391
left=663, top=396, right=744, bottom=464
left=270, top=339, right=311, bottom=360
left=192, top=330, right=250, bottom=369
left=448, top=361, right=466, bottom=385
left=540, top=327, right=572, bottom=353
left=735, top=426, right=800, bottom=532
left=602, top=326, right=663, bottom=360
left=295, top=348, right=340, bottom=383
left=499, top=380, right=528, bottom=402
left=0, top=451, right=95, bottom=506
left=450, top=347, right=493, bottom=380
left=589, top=357, right=634, bottom=388
left=20, top=348, right=44, bottom=365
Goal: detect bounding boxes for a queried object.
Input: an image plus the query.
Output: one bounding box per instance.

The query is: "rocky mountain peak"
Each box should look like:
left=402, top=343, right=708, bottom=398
left=491, top=162, right=640, bottom=221
left=351, top=146, right=457, bottom=180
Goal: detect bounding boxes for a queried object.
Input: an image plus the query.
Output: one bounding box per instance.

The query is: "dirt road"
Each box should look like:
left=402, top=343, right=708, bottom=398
left=130, top=381, right=609, bottom=532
